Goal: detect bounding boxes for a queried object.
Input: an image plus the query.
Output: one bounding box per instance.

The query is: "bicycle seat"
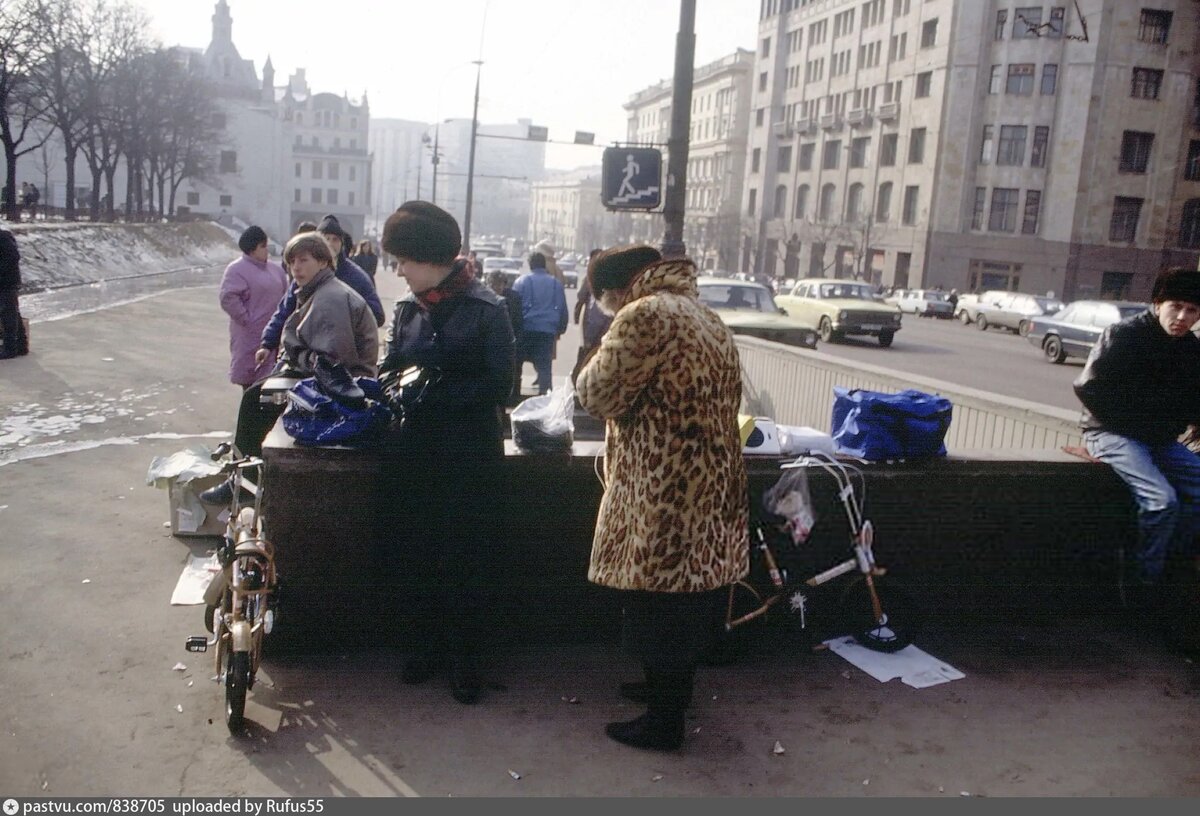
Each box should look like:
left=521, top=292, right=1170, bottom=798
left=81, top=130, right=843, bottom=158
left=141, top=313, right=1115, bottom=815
left=234, top=539, right=272, bottom=559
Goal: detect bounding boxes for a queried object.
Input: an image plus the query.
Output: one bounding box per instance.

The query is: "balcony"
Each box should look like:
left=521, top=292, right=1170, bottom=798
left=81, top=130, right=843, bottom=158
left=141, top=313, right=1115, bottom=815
left=795, top=117, right=816, bottom=135
left=819, top=113, right=843, bottom=131
left=876, top=101, right=900, bottom=121
left=772, top=121, right=795, bottom=139
left=847, top=108, right=872, bottom=127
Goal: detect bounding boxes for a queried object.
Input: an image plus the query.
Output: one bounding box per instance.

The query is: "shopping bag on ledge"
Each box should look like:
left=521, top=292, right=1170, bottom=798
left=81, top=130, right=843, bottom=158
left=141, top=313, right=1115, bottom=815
left=830, top=387, right=952, bottom=461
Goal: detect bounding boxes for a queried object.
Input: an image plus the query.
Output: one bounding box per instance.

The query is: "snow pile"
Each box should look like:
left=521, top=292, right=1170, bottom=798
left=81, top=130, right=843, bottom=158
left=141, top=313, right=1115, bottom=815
left=10, top=221, right=236, bottom=293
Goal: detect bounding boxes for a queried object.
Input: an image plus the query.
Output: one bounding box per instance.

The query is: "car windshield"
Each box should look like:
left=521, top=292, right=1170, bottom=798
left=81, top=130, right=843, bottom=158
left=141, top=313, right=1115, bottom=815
left=923, top=291, right=948, bottom=301
left=1033, top=297, right=1064, bottom=312
left=1117, top=305, right=1147, bottom=319
left=484, top=258, right=521, bottom=270
left=699, top=284, right=777, bottom=312
left=818, top=283, right=874, bottom=300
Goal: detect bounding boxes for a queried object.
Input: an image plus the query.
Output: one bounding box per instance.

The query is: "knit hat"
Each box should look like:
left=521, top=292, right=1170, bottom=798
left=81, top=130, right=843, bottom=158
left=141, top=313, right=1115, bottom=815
left=533, top=239, right=555, bottom=257
left=317, top=214, right=344, bottom=238
left=382, top=200, right=462, bottom=264
left=238, top=225, right=268, bottom=255
left=1151, top=268, right=1200, bottom=306
left=588, top=244, right=663, bottom=297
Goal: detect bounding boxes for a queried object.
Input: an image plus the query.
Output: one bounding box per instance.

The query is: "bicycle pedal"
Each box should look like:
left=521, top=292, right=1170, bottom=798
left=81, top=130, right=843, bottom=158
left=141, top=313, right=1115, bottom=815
left=184, top=636, right=209, bottom=653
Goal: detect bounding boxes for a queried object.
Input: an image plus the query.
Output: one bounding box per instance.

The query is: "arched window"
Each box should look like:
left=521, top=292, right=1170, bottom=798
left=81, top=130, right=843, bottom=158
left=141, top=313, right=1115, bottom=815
left=876, top=182, right=892, bottom=222
left=795, top=184, right=809, bottom=219
left=1181, top=199, right=1200, bottom=249
left=774, top=184, right=788, bottom=218
left=846, top=183, right=864, bottom=221
left=819, top=183, right=836, bottom=221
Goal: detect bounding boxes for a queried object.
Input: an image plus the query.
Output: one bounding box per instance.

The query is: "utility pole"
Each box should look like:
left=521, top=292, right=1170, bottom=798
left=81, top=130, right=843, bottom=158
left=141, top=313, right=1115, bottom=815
left=431, top=123, right=440, bottom=205
left=463, top=59, right=483, bottom=254
left=661, top=0, right=696, bottom=259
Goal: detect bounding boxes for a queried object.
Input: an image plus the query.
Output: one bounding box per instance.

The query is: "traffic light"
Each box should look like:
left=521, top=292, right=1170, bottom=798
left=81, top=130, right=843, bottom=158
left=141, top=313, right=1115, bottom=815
left=574, top=131, right=595, bottom=145
left=527, top=125, right=548, bottom=141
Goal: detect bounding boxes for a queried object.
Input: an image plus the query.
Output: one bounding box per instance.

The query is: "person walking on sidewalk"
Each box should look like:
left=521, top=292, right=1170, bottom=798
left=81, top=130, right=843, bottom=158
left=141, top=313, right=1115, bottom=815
left=219, top=226, right=288, bottom=388
left=571, top=248, right=613, bottom=384
left=512, top=251, right=567, bottom=395
left=1075, top=267, right=1200, bottom=622
left=576, top=244, right=749, bottom=751
left=0, top=227, right=28, bottom=359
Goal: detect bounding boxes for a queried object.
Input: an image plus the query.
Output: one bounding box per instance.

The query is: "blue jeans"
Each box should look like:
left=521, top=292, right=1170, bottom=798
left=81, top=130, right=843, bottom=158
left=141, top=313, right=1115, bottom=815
left=1085, top=430, right=1200, bottom=583
left=519, top=330, right=555, bottom=394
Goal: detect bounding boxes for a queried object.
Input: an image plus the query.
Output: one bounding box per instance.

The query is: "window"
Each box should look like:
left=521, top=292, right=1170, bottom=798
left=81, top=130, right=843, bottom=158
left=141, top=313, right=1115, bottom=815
left=915, top=71, right=932, bottom=98
left=312, top=161, right=323, bottom=179
left=219, top=151, right=237, bottom=173
left=328, top=162, right=339, bottom=180
left=846, top=183, right=864, bottom=220
left=219, top=194, right=232, bottom=207
left=348, top=192, right=355, bottom=206
left=1186, top=140, right=1200, bottom=181
left=1180, top=199, right=1200, bottom=248
left=1022, top=190, right=1042, bottom=234
left=989, top=65, right=1003, bottom=95
left=1041, top=64, right=1058, bottom=95
left=1031, top=126, right=1049, bottom=168
left=1138, top=9, right=1172, bottom=44
left=1048, top=7, right=1065, bottom=38
left=997, top=125, right=1027, bottom=166
left=756, top=108, right=765, bottom=127
left=1101, top=271, right=1134, bottom=300
left=752, top=148, right=761, bottom=173
left=748, top=188, right=757, bottom=216
left=1014, top=7, right=1042, bottom=38
left=799, top=143, right=814, bottom=170
left=892, top=0, right=909, bottom=16
left=762, top=36, right=771, bottom=57
left=920, top=18, right=938, bottom=48
left=819, top=183, right=837, bottom=221
left=879, top=133, right=898, bottom=166
left=908, top=127, right=926, bottom=164
left=294, top=162, right=302, bottom=178
left=876, top=182, right=892, bottom=221
left=311, top=188, right=322, bottom=204
left=822, top=140, right=841, bottom=170
left=795, top=184, right=810, bottom=219
left=186, top=192, right=199, bottom=206
left=995, top=9, right=1007, bottom=40
left=759, top=71, right=769, bottom=92
left=349, top=166, right=356, bottom=182
left=1007, top=64, right=1035, bottom=95
left=327, top=189, right=338, bottom=205
left=902, top=185, right=919, bottom=225
left=988, top=188, right=1019, bottom=232
left=777, top=145, right=792, bottom=172
left=774, top=184, right=788, bottom=218
left=1119, top=131, right=1154, bottom=173
left=979, top=125, right=994, bottom=164
left=1131, top=68, right=1163, bottom=100
left=294, top=189, right=301, bottom=203
left=1109, top=196, right=1143, bottom=242
left=850, top=136, right=870, bottom=168
left=971, top=187, right=986, bottom=230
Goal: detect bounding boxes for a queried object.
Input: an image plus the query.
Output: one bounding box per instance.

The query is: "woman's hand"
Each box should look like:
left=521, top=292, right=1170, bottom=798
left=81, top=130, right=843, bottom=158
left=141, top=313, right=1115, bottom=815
left=255, top=348, right=270, bottom=367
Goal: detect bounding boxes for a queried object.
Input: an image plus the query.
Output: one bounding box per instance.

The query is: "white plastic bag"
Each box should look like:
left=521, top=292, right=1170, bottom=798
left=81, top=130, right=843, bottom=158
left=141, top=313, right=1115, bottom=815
left=511, top=382, right=575, bottom=453
left=763, top=466, right=816, bottom=545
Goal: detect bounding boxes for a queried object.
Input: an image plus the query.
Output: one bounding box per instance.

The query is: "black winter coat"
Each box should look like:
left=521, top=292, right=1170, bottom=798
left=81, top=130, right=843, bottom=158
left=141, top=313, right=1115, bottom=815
left=1074, top=310, right=1200, bottom=443
left=0, top=229, right=20, bottom=290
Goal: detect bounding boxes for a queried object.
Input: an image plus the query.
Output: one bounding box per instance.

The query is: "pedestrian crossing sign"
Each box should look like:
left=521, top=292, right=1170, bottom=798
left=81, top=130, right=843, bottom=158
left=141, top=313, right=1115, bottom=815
left=602, top=147, right=662, bottom=211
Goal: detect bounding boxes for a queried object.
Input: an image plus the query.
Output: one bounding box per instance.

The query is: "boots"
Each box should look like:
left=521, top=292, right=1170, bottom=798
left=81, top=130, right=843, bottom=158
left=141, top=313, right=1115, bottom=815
left=619, top=668, right=693, bottom=708
left=605, top=669, right=691, bottom=751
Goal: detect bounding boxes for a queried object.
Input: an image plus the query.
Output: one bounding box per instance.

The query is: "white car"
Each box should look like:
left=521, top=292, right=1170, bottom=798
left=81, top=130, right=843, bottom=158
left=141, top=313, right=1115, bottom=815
left=481, top=257, right=523, bottom=286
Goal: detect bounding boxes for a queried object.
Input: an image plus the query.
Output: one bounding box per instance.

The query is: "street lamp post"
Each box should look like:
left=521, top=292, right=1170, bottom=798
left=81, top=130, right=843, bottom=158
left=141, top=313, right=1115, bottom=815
left=662, top=0, right=696, bottom=259
left=462, top=59, right=483, bottom=254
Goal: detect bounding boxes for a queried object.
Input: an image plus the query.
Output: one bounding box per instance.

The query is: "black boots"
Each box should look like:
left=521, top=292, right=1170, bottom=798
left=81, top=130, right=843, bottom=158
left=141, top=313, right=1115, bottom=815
left=606, top=669, right=692, bottom=751
left=401, top=652, right=481, bottom=705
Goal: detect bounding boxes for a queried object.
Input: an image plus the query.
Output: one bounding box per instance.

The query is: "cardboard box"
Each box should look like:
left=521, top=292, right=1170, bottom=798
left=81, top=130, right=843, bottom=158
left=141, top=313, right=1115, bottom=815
left=167, top=474, right=229, bottom=537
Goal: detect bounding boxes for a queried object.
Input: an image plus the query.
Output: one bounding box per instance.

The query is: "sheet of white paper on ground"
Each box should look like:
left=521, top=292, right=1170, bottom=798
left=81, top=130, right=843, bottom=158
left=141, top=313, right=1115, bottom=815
left=170, top=553, right=221, bottom=606
left=825, top=636, right=965, bottom=688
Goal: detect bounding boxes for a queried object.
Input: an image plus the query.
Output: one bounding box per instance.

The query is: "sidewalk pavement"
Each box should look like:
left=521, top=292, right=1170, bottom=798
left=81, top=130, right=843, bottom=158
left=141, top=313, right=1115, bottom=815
left=0, top=283, right=1198, bottom=797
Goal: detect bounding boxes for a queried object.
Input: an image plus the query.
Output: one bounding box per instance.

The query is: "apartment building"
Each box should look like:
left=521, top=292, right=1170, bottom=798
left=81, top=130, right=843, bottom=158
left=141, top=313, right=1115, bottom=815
left=625, top=50, right=754, bottom=271
left=528, top=167, right=630, bottom=255
left=748, top=0, right=1200, bottom=300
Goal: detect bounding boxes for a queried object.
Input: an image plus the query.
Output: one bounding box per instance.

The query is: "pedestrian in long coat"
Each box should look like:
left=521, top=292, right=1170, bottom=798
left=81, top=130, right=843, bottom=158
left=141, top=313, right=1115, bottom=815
left=219, top=226, right=288, bottom=387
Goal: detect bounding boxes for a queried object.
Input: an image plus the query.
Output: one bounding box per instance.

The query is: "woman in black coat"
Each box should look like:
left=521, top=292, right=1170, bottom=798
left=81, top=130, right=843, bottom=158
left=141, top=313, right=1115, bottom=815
left=379, top=200, right=515, bottom=704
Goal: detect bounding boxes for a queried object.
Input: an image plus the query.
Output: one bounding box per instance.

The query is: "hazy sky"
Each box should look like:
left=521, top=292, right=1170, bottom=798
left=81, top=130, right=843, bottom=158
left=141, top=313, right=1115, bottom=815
left=129, top=0, right=757, bottom=169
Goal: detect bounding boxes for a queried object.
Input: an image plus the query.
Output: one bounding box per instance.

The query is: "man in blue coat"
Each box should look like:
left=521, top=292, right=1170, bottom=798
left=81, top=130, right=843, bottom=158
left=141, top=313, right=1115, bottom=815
left=512, top=251, right=568, bottom=395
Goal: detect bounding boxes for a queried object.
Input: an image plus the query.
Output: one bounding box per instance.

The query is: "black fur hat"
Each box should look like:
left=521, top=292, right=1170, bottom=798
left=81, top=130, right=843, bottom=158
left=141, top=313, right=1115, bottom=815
left=382, top=201, right=461, bottom=265
left=1151, top=268, right=1200, bottom=306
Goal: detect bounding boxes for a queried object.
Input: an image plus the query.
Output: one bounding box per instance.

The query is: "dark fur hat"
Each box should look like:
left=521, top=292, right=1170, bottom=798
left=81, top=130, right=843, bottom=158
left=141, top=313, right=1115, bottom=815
left=1151, top=268, right=1200, bottom=306
left=381, top=201, right=461, bottom=265
left=588, top=244, right=663, bottom=297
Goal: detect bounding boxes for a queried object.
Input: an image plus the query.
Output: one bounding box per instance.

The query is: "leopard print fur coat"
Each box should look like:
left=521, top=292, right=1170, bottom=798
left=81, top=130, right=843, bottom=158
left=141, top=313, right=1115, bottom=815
left=576, top=259, right=749, bottom=592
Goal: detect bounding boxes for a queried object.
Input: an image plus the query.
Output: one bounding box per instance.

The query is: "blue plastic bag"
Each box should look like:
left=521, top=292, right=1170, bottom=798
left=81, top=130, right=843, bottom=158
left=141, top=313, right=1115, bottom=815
left=830, top=387, right=952, bottom=460
left=281, top=377, right=392, bottom=446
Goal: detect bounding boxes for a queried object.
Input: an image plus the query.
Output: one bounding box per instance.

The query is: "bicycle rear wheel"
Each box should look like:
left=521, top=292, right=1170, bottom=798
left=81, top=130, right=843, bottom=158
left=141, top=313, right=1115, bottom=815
left=837, top=575, right=922, bottom=653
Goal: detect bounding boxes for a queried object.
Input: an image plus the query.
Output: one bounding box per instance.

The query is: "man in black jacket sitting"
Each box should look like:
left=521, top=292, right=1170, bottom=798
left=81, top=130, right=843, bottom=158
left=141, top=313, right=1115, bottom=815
left=1075, top=267, right=1200, bottom=601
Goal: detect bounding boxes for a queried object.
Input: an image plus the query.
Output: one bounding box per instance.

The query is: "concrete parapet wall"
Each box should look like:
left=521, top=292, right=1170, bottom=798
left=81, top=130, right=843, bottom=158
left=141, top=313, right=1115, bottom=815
left=735, top=336, right=1084, bottom=453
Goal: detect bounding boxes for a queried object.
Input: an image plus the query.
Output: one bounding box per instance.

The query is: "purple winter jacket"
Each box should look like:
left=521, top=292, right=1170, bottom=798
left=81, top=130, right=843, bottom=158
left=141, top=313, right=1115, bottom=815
left=219, top=254, right=289, bottom=386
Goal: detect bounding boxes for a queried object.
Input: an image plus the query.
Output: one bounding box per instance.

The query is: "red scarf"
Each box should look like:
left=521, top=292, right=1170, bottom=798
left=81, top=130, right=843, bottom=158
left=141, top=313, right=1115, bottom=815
left=414, top=258, right=475, bottom=311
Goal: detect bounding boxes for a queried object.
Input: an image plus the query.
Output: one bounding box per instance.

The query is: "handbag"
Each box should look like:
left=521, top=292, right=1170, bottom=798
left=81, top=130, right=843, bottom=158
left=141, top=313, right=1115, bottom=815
left=830, top=387, right=952, bottom=460
left=281, top=376, right=392, bottom=446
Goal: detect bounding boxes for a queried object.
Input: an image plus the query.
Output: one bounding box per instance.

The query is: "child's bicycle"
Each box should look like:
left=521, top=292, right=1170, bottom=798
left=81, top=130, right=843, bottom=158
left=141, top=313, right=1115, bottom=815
left=184, top=456, right=278, bottom=733
left=723, top=449, right=920, bottom=653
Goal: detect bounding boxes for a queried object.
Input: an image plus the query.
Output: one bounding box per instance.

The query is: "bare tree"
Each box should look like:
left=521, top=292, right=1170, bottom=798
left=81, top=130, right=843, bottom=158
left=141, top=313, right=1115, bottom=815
left=0, top=0, right=53, bottom=220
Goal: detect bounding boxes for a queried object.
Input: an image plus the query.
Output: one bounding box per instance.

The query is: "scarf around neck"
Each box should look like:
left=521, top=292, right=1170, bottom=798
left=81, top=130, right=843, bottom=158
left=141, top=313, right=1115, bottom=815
left=414, top=258, right=474, bottom=311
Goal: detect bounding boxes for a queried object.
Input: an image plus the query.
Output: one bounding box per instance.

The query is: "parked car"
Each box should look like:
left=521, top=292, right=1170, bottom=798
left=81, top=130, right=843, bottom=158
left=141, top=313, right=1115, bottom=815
left=976, top=292, right=1066, bottom=335
left=1025, top=300, right=1149, bottom=363
left=887, top=288, right=955, bottom=318
left=697, top=277, right=819, bottom=349
left=775, top=278, right=902, bottom=347
left=481, top=256, right=523, bottom=287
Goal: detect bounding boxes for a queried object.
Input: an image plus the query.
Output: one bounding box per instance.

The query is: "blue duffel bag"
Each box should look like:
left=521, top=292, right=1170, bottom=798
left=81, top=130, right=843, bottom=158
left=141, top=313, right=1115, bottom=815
left=282, top=377, right=392, bottom=446
left=830, top=387, right=953, bottom=460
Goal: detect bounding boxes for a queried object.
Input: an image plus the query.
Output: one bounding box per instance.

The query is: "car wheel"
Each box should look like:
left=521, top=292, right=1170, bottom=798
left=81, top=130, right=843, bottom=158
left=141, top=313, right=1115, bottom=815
left=1018, top=320, right=1030, bottom=337
left=818, top=317, right=835, bottom=343
left=878, top=330, right=894, bottom=348
left=1043, top=335, right=1066, bottom=363
left=976, top=314, right=989, bottom=331
left=958, top=310, right=971, bottom=325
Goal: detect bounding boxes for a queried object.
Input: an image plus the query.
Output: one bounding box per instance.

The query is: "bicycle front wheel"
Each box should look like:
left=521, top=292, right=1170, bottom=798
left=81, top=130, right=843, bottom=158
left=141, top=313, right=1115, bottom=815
left=837, top=575, right=922, bottom=653
left=224, top=650, right=250, bottom=733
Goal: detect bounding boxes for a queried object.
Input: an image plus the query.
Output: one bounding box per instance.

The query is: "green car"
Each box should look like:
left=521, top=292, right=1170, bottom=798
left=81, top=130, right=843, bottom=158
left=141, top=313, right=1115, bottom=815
left=775, top=278, right=902, bottom=347
left=697, top=277, right=819, bottom=349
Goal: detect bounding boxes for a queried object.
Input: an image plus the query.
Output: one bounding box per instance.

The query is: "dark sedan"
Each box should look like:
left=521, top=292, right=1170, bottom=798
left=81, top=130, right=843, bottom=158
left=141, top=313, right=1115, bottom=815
left=1025, top=300, right=1148, bottom=363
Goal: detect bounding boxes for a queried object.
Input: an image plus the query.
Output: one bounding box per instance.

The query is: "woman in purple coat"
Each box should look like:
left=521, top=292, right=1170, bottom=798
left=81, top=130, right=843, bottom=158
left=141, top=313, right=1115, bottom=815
left=219, top=226, right=288, bottom=388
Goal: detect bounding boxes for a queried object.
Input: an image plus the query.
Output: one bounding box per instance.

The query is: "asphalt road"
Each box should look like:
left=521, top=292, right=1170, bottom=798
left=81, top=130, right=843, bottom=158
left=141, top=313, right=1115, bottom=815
left=810, top=313, right=1085, bottom=412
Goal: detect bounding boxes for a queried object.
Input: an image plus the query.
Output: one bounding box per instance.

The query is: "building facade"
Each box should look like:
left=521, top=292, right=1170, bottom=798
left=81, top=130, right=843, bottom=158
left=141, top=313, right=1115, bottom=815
left=624, top=49, right=754, bottom=271
left=369, top=118, right=433, bottom=237
left=748, top=0, right=1200, bottom=300
left=528, top=167, right=630, bottom=255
